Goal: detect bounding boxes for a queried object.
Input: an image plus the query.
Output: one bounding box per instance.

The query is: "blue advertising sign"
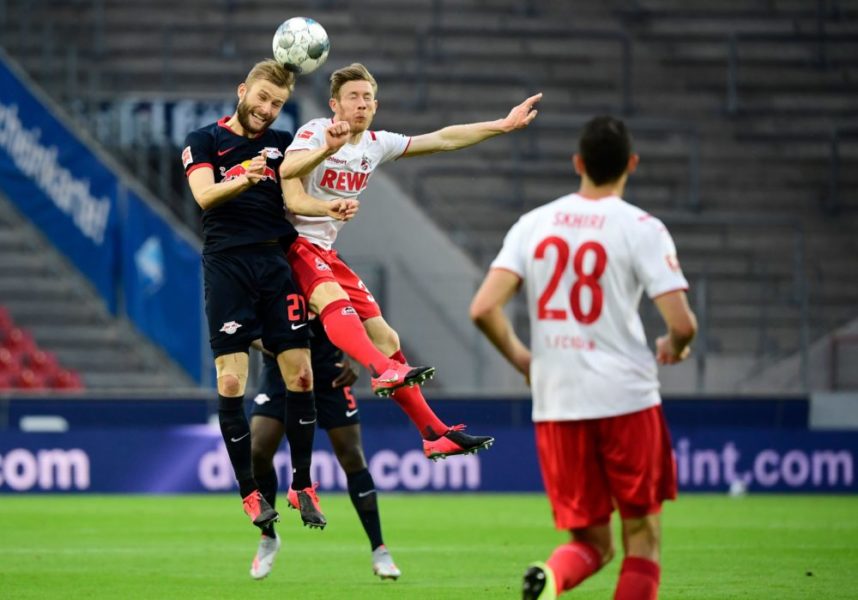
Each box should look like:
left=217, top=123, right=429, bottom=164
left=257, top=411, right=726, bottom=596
left=0, top=57, right=117, bottom=309
left=0, top=426, right=853, bottom=494
left=121, top=190, right=204, bottom=381
left=0, top=53, right=207, bottom=382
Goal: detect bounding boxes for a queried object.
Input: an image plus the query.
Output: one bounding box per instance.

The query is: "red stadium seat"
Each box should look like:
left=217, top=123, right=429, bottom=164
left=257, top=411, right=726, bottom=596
left=15, top=368, right=47, bottom=390
left=24, top=349, right=60, bottom=375
left=0, top=372, right=12, bottom=390
left=2, top=327, right=36, bottom=354
left=0, top=347, right=20, bottom=374
left=51, top=369, right=84, bottom=390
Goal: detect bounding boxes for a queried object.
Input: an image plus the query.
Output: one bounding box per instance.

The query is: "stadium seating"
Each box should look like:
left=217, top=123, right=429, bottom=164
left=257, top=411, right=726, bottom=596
left=0, top=307, right=84, bottom=391
left=0, top=194, right=192, bottom=390
left=1, top=0, right=856, bottom=390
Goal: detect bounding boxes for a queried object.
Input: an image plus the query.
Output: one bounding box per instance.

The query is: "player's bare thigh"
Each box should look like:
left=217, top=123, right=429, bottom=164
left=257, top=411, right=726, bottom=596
left=309, top=280, right=350, bottom=314
left=309, top=280, right=401, bottom=355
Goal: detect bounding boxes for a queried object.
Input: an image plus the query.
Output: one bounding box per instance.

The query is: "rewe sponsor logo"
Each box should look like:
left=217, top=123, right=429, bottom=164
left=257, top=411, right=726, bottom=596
left=0, top=448, right=90, bottom=491
left=319, top=169, right=370, bottom=192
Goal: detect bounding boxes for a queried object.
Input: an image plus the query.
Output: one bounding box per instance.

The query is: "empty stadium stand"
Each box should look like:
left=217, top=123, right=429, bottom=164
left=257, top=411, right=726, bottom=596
left=1, top=0, right=856, bottom=391
left=0, top=192, right=193, bottom=390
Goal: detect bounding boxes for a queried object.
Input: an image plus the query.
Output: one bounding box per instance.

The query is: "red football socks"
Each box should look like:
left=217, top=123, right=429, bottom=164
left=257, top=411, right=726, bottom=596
left=614, top=557, right=660, bottom=600
left=547, top=541, right=602, bottom=594
left=389, top=350, right=448, bottom=440
left=320, top=300, right=391, bottom=376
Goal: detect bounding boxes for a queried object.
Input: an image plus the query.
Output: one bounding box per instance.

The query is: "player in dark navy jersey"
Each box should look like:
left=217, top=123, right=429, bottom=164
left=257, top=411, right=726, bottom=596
left=182, top=60, right=358, bottom=537
left=246, top=318, right=401, bottom=580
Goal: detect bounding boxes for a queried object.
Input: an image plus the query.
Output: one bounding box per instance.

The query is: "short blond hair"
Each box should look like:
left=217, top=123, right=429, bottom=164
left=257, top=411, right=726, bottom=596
left=245, top=59, right=295, bottom=92
left=330, top=63, right=377, bottom=98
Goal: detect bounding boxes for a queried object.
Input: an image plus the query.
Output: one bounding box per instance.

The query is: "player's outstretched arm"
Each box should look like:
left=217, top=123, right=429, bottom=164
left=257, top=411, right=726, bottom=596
left=653, top=290, right=697, bottom=365
left=470, top=268, right=531, bottom=378
left=280, top=121, right=351, bottom=179
left=403, top=92, right=542, bottom=158
left=187, top=152, right=267, bottom=210
left=281, top=178, right=359, bottom=221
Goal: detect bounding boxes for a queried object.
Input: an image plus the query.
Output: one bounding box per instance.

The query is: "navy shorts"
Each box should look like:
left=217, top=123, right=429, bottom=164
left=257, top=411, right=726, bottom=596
left=251, top=355, right=360, bottom=430
left=202, top=244, right=309, bottom=358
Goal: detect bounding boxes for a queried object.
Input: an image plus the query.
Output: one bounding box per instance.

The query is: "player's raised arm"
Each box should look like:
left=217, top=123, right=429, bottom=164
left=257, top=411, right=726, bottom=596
left=470, top=268, right=531, bottom=378
left=403, top=92, right=542, bottom=158
left=281, top=178, right=359, bottom=221
left=280, top=121, right=351, bottom=179
left=187, top=152, right=268, bottom=211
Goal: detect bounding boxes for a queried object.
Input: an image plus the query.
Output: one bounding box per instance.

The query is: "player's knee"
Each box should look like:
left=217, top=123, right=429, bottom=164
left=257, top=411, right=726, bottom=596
left=572, top=527, right=614, bottom=567
left=624, top=516, right=661, bottom=561
left=278, top=351, right=313, bottom=391
left=336, top=445, right=367, bottom=473
left=218, top=373, right=244, bottom=397
left=283, top=363, right=313, bottom=391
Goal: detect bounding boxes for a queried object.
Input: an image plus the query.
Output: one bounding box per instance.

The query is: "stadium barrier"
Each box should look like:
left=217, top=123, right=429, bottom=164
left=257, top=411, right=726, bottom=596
left=0, top=49, right=206, bottom=382
left=0, top=397, right=854, bottom=494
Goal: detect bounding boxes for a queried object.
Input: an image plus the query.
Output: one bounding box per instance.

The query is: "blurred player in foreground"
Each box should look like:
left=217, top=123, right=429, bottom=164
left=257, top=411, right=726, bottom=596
left=470, top=116, right=697, bottom=600
left=280, top=62, right=541, bottom=460
left=248, top=318, right=400, bottom=581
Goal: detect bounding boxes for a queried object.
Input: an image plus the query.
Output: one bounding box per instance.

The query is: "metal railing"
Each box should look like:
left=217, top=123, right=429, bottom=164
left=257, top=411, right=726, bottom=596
left=827, top=125, right=858, bottom=213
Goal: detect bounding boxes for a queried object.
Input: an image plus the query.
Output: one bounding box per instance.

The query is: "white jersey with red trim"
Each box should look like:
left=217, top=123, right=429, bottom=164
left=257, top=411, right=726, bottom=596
left=286, top=118, right=410, bottom=248
left=491, top=193, right=688, bottom=421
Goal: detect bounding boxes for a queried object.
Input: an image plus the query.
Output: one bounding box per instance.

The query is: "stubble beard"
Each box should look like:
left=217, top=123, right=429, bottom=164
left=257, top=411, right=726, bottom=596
left=236, top=100, right=270, bottom=135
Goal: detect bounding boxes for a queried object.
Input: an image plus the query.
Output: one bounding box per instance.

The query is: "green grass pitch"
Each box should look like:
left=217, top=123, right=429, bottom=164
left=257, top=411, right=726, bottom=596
left=1, top=494, right=856, bottom=598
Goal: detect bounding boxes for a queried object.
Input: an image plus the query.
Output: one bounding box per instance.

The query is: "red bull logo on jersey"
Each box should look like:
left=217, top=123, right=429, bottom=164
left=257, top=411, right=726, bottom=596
left=220, top=161, right=277, bottom=183
left=319, top=169, right=370, bottom=193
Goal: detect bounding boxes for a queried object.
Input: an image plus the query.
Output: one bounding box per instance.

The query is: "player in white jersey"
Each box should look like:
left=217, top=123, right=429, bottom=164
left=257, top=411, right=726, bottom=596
left=278, top=62, right=541, bottom=460
left=470, top=116, right=697, bottom=600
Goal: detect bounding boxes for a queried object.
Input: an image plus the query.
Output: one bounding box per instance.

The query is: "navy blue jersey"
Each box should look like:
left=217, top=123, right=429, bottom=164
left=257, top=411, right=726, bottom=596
left=182, top=117, right=297, bottom=254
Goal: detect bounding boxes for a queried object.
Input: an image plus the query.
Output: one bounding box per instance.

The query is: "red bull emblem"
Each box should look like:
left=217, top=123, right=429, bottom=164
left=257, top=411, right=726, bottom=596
left=220, top=161, right=277, bottom=183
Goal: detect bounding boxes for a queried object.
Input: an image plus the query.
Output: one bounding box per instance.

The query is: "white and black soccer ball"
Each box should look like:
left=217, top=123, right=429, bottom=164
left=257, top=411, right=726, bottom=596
left=272, top=17, right=330, bottom=75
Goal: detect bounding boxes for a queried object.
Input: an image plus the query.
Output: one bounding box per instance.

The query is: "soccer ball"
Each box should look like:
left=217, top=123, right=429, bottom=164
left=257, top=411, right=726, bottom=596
left=272, top=17, right=330, bottom=75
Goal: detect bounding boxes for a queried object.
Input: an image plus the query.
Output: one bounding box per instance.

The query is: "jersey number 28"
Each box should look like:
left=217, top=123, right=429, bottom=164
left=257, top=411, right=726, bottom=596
left=534, top=237, right=607, bottom=324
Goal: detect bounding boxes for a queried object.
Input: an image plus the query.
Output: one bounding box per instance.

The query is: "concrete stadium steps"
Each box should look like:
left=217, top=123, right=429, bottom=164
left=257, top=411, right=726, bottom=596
left=3, top=0, right=857, bottom=377
left=0, top=194, right=192, bottom=391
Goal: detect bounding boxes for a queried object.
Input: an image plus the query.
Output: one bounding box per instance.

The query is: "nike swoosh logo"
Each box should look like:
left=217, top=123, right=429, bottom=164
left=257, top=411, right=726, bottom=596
left=357, top=489, right=376, bottom=498
left=291, top=322, right=308, bottom=330
left=345, top=409, right=359, bottom=418
left=217, top=147, right=237, bottom=156
left=298, top=418, right=316, bottom=425
left=230, top=432, right=250, bottom=443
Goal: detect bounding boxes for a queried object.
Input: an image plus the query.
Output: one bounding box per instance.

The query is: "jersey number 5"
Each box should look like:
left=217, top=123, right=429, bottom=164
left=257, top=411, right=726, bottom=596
left=534, top=237, right=607, bottom=324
